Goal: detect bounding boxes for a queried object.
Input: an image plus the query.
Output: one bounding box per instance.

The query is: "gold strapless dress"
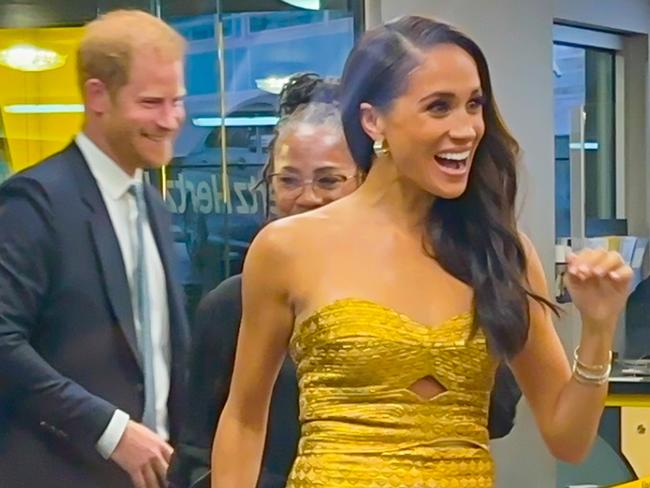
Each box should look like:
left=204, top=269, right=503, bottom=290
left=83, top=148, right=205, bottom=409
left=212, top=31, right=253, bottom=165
left=286, top=298, right=497, bottom=488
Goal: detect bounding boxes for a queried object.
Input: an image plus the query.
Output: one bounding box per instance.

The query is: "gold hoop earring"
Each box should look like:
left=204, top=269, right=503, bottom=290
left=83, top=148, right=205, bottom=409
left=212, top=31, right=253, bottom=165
left=373, top=139, right=390, bottom=157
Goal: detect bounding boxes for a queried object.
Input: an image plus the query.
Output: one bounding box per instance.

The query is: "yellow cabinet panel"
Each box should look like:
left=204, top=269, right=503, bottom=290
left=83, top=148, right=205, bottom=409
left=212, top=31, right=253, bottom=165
left=622, top=406, right=650, bottom=478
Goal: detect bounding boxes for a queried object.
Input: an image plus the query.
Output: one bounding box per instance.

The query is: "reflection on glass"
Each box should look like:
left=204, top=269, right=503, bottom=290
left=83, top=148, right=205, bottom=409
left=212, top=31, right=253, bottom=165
left=553, top=44, right=616, bottom=237
left=0, top=0, right=361, bottom=319
left=163, top=5, right=358, bottom=318
left=0, top=25, right=85, bottom=174
left=0, top=1, right=156, bottom=174
left=584, top=50, right=616, bottom=221
left=0, top=43, right=67, bottom=71
left=554, top=44, right=585, bottom=238
left=553, top=43, right=617, bottom=238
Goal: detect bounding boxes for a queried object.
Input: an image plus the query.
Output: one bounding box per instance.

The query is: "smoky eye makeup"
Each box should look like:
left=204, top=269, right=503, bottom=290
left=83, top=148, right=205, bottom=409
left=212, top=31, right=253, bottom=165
left=425, top=99, right=451, bottom=115
left=468, top=93, right=487, bottom=110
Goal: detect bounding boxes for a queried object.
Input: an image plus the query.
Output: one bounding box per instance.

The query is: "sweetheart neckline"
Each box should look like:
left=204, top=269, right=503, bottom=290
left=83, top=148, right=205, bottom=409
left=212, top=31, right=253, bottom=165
left=296, top=297, right=473, bottom=332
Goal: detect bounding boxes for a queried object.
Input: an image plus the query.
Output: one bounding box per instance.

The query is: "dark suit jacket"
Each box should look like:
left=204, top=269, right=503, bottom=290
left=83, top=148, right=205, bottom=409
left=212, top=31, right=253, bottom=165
left=168, top=274, right=521, bottom=488
left=0, top=143, right=189, bottom=488
left=168, top=275, right=299, bottom=488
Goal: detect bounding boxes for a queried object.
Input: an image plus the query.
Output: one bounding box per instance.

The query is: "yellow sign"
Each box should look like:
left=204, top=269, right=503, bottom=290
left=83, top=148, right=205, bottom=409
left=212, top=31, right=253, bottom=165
left=610, top=476, right=650, bottom=487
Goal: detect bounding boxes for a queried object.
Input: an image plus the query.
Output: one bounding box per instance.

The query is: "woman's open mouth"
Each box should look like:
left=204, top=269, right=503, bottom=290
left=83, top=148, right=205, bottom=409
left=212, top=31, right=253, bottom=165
left=434, top=150, right=471, bottom=176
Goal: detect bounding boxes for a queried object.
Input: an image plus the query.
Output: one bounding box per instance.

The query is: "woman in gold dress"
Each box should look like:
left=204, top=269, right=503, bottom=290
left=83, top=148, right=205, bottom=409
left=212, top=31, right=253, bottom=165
left=212, top=16, right=633, bottom=487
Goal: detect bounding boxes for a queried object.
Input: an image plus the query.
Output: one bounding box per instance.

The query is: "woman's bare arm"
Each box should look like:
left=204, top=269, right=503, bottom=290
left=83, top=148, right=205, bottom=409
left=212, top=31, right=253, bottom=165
left=510, top=235, right=631, bottom=463
left=211, top=222, right=296, bottom=487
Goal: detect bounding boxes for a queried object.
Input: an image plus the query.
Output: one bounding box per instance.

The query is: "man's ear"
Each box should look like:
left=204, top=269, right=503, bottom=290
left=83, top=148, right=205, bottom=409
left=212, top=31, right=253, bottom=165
left=84, top=79, right=111, bottom=115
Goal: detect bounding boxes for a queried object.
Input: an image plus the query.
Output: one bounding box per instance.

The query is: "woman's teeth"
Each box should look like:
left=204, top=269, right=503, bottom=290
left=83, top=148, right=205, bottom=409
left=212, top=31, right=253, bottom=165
left=434, top=151, right=471, bottom=172
left=437, top=151, right=470, bottom=161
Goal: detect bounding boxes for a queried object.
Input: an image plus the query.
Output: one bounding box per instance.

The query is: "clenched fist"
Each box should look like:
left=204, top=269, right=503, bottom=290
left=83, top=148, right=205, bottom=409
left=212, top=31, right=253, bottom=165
left=565, top=248, right=633, bottom=330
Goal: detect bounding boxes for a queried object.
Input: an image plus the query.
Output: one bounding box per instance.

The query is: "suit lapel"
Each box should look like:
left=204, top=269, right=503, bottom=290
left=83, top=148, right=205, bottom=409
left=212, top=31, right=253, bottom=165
left=88, top=211, right=142, bottom=369
left=68, top=143, right=142, bottom=369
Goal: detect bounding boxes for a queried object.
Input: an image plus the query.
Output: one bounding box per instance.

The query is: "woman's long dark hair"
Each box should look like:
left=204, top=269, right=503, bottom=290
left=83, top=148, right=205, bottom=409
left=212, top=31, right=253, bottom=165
left=340, top=16, right=557, bottom=358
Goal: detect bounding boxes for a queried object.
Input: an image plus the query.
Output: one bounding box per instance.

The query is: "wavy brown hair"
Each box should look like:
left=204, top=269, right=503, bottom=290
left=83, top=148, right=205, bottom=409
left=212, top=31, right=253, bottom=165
left=340, top=16, right=557, bottom=358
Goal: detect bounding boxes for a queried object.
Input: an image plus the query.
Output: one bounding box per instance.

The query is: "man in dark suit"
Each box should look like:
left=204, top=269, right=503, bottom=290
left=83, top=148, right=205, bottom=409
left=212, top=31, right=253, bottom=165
left=0, top=10, right=189, bottom=488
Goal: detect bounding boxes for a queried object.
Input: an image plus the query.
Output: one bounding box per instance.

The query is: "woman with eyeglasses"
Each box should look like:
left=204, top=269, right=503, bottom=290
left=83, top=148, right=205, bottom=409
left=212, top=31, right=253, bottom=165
left=167, top=73, right=361, bottom=488
left=213, top=16, right=633, bottom=487
left=263, top=76, right=362, bottom=218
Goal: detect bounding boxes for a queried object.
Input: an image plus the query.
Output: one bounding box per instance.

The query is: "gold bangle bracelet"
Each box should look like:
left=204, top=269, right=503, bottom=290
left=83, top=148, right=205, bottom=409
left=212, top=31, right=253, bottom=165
left=573, top=346, right=612, bottom=372
left=573, top=374, right=608, bottom=386
left=572, top=361, right=610, bottom=384
left=573, top=370, right=609, bottom=386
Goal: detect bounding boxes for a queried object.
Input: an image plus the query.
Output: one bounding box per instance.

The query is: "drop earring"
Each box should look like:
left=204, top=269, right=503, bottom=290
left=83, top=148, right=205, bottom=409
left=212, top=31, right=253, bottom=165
left=372, top=139, right=390, bottom=157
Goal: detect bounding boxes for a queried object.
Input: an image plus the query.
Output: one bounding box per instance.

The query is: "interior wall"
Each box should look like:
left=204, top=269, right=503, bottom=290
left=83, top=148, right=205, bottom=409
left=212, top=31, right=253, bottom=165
left=554, top=0, right=650, bottom=34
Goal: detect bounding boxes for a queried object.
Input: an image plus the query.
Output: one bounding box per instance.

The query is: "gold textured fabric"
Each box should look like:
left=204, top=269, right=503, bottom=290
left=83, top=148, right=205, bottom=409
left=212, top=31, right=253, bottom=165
left=287, top=298, right=497, bottom=488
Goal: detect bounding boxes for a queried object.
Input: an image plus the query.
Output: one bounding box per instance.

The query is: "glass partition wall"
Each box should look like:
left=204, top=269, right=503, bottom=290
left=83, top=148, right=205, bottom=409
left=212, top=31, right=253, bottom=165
left=0, top=0, right=363, bottom=320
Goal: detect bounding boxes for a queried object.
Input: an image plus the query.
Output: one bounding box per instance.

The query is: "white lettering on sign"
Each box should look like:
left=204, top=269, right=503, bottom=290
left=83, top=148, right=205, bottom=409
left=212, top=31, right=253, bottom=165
left=165, top=173, right=264, bottom=215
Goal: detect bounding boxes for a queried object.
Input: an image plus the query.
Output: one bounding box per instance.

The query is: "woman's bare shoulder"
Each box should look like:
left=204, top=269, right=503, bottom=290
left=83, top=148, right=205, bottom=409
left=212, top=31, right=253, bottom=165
left=277, top=203, right=349, bottom=234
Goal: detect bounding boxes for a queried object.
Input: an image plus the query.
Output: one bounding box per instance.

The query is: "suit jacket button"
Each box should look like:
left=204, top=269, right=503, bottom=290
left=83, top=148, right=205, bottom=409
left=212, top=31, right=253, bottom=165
left=136, top=383, right=144, bottom=393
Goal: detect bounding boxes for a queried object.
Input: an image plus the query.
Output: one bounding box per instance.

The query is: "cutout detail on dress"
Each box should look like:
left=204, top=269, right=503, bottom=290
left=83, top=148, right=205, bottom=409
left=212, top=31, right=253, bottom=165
left=407, top=375, right=447, bottom=400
